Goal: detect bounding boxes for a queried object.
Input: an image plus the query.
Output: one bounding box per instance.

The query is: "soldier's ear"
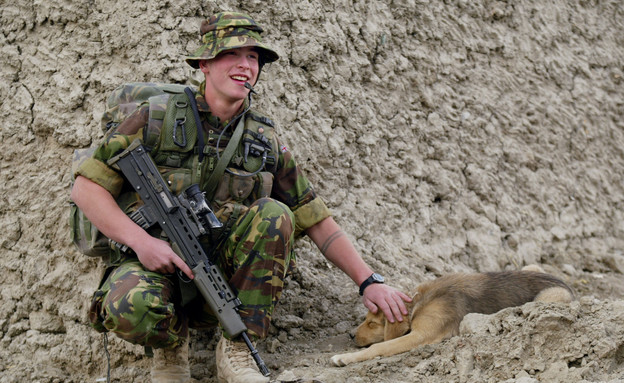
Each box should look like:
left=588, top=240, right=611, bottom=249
left=199, top=60, right=210, bottom=74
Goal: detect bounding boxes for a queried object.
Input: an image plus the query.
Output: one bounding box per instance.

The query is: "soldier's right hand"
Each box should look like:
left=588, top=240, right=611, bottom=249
left=133, top=236, right=195, bottom=280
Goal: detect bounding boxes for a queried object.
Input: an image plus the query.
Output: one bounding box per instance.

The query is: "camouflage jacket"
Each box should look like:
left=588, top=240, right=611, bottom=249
left=75, top=88, right=330, bottom=237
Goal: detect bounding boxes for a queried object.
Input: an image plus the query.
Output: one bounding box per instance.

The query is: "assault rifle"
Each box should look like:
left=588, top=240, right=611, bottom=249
left=108, top=139, right=270, bottom=377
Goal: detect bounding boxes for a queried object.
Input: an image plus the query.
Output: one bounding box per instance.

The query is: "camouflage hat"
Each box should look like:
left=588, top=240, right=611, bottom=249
left=185, top=12, right=279, bottom=69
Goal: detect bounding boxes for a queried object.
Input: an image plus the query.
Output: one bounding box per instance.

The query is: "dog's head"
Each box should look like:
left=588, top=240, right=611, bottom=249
left=354, top=307, right=413, bottom=347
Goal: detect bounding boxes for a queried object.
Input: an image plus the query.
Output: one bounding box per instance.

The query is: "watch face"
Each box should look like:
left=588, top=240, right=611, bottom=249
left=372, top=273, right=384, bottom=283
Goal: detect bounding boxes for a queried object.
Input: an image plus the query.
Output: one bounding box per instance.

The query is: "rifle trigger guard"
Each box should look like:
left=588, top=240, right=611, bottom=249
left=177, top=268, right=193, bottom=283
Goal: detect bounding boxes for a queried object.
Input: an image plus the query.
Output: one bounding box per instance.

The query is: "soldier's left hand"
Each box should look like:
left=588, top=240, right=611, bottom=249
left=362, top=284, right=412, bottom=323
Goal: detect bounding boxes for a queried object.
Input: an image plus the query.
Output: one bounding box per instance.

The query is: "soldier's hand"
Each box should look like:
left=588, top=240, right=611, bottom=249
left=362, top=284, right=411, bottom=323
left=134, top=236, right=195, bottom=280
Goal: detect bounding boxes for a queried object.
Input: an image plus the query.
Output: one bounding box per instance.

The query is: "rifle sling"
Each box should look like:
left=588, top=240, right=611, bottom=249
left=183, top=86, right=246, bottom=201
left=203, top=114, right=246, bottom=201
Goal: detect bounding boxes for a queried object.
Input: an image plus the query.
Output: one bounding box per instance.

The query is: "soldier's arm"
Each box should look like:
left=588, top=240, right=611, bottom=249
left=306, top=216, right=411, bottom=323
left=70, top=175, right=193, bottom=278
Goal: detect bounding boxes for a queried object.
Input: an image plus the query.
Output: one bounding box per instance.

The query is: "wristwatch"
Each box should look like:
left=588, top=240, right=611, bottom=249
left=359, top=273, right=385, bottom=296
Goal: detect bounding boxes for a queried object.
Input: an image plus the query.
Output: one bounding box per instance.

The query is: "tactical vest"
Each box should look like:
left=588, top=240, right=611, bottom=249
left=143, top=87, right=279, bottom=205
left=70, top=82, right=279, bottom=261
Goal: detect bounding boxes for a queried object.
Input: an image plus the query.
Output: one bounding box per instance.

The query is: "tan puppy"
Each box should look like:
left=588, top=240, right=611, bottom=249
left=331, top=266, right=573, bottom=366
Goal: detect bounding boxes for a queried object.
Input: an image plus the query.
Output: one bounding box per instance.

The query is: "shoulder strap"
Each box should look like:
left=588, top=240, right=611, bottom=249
left=184, top=87, right=205, bottom=162
left=203, top=115, right=246, bottom=201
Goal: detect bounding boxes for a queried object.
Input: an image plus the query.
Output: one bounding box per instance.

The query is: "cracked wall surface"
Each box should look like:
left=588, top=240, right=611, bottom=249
left=1, top=1, right=623, bottom=382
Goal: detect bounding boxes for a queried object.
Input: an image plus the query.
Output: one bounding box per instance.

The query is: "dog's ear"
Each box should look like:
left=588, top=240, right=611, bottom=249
left=384, top=315, right=411, bottom=341
left=383, top=292, right=418, bottom=341
left=354, top=311, right=386, bottom=347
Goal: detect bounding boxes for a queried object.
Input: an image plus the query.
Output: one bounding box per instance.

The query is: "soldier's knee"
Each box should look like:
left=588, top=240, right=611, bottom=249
left=252, top=197, right=295, bottom=233
left=102, top=285, right=178, bottom=347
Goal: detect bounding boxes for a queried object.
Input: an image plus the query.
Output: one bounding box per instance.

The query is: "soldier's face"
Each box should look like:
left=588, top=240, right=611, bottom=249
left=200, top=47, right=260, bottom=104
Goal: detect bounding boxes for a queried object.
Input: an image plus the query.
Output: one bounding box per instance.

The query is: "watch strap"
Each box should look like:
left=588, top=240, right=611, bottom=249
left=359, top=273, right=384, bottom=296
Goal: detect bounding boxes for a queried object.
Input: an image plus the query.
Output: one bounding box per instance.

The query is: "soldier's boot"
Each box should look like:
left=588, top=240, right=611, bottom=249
left=216, top=336, right=269, bottom=383
left=150, top=338, right=191, bottom=383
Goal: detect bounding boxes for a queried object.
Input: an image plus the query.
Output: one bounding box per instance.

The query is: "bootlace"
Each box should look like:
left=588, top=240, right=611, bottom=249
left=227, top=340, right=257, bottom=371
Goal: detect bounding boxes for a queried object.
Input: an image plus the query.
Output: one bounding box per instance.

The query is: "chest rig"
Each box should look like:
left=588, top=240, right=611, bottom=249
left=70, top=82, right=277, bottom=265
left=144, top=86, right=278, bottom=203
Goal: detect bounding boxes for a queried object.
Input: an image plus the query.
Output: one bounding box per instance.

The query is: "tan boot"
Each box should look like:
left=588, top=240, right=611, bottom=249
left=150, top=338, right=191, bottom=383
left=216, top=336, right=269, bottom=383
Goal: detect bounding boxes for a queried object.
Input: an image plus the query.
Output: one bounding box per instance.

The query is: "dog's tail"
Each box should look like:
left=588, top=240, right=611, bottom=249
left=474, top=270, right=574, bottom=313
left=519, top=265, right=575, bottom=301
left=521, top=264, right=546, bottom=273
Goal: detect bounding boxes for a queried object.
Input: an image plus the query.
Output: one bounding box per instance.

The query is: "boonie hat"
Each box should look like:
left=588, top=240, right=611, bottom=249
left=185, top=12, right=279, bottom=68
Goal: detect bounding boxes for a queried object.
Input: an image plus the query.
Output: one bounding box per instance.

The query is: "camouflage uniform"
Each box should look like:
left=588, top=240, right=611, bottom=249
left=77, top=12, right=330, bottom=348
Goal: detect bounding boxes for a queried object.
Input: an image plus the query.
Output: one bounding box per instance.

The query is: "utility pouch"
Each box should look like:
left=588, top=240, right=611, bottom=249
left=159, top=92, right=198, bottom=153
left=212, top=169, right=274, bottom=206
left=213, top=202, right=250, bottom=247
left=69, top=148, right=110, bottom=258
left=69, top=149, right=137, bottom=265
left=69, top=201, right=110, bottom=258
left=86, top=266, right=116, bottom=333
left=87, top=289, right=108, bottom=333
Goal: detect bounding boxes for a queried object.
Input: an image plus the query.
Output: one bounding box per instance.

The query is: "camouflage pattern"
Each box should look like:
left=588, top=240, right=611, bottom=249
left=185, top=12, right=279, bottom=69
left=70, top=147, right=109, bottom=257
left=218, top=198, right=295, bottom=338
left=75, top=87, right=331, bottom=221
left=88, top=257, right=189, bottom=348
left=71, top=146, right=137, bottom=262
left=78, top=80, right=332, bottom=346
left=101, top=82, right=187, bottom=134
left=88, top=197, right=295, bottom=345
left=69, top=201, right=109, bottom=258
left=75, top=82, right=185, bottom=198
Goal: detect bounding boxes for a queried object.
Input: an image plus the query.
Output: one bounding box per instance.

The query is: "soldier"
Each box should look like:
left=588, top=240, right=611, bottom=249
left=71, top=11, right=411, bottom=383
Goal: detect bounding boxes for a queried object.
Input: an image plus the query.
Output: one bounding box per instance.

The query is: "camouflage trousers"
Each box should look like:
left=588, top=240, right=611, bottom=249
left=88, top=197, right=295, bottom=349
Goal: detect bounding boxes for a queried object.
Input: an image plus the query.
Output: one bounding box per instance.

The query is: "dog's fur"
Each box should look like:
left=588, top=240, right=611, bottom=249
left=330, top=266, right=573, bottom=366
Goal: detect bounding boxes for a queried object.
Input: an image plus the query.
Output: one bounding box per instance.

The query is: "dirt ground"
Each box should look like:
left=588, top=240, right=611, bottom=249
left=1, top=0, right=624, bottom=382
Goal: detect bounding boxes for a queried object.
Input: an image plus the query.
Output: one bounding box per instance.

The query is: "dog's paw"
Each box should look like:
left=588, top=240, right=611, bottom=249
left=330, top=354, right=346, bottom=367
left=330, top=353, right=352, bottom=367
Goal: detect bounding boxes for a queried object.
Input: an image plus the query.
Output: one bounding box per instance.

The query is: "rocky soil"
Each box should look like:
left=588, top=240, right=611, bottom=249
left=1, top=0, right=623, bottom=382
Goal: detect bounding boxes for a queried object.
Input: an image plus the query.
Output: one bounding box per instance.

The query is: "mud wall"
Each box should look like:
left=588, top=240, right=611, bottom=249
left=1, top=0, right=623, bottom=381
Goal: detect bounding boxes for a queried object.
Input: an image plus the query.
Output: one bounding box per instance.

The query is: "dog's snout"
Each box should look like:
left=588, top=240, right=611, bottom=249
left=348, top=327, right=357, bottom=339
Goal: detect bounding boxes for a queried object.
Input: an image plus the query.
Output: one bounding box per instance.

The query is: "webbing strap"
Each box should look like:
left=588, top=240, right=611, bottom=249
left=172, top=100, right=188, bottom=148
left=203, top=115, right=246, bottom=201
left=184, top=87, right=205, bottom=162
